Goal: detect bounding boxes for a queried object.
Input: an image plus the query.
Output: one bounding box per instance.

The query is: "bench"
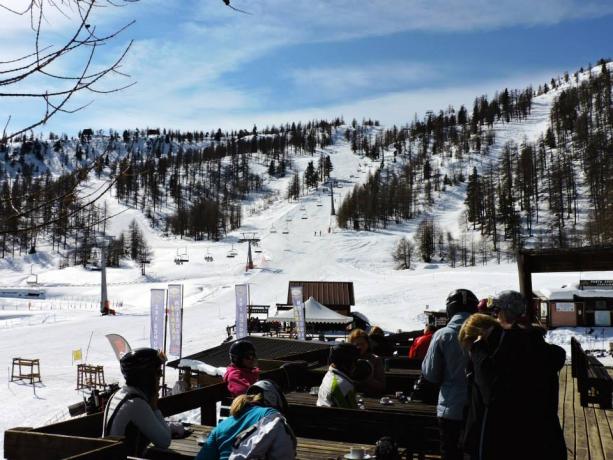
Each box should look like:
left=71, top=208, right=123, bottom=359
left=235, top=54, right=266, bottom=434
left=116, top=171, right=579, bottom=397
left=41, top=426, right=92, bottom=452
left=571, top=337, right=612, bottom=409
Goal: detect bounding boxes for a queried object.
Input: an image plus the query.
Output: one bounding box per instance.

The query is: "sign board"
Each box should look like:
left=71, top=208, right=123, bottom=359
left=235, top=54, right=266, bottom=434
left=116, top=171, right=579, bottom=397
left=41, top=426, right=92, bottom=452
left=167, top=284, right=183, bottom=357
left=290, top=286, right=306, bottom=340
left=579, top=280, right=613, bottom=290
left=150, top=289, right=166, bottom=351
left=555, top=302, right=575, bottom=312
left=235, top=284, right=250, bottom=339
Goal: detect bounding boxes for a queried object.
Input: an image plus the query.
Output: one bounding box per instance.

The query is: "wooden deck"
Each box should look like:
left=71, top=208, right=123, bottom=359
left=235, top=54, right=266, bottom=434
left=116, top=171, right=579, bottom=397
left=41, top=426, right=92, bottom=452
left=559, top=365, right=613, bottom=460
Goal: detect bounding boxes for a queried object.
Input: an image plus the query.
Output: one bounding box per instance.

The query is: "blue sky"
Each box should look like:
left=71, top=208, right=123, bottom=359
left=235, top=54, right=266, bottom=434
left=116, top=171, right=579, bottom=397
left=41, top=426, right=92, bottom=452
left=2, top=0, right=613, bottom=136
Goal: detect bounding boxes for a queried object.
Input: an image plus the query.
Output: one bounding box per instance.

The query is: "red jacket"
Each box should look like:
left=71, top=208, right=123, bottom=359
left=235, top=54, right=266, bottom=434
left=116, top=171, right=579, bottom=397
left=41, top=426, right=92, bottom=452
left=223, top=364, right=260, bottom=397
left=408, top=332, right=434, bottom=360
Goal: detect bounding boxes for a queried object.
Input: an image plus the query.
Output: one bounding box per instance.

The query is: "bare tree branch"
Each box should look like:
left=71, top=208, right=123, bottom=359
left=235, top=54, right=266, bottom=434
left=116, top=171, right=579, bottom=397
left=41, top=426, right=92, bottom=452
left=0, top=0, right=137, bottom=142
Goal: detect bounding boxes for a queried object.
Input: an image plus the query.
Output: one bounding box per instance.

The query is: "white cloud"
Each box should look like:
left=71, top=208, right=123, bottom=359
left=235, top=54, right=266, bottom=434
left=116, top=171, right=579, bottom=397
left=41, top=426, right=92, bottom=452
left=194, top=0, right=613, bottom=39
left=288, top=63, right=439, bottom=97
left=42, top=69, right=558, bottom=134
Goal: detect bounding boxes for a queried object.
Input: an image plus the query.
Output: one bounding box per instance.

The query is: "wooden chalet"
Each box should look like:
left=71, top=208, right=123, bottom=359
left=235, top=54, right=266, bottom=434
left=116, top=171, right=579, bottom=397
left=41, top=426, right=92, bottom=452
left=534, top=280, right=613, bottom=328
left=287, top=281, right=355, bottom=316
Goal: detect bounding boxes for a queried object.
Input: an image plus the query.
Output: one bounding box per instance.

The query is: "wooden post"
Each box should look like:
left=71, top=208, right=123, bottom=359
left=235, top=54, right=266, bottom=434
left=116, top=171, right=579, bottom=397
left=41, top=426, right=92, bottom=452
left=517, top=251, right=534, bottom=322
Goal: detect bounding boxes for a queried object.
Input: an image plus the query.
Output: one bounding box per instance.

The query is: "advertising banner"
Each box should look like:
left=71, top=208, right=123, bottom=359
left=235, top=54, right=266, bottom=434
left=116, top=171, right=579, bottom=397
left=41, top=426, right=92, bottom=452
left=150, top=289, right=166, bottom=350
left=167, top=284, right=184, bottom=357
left=290, top=286, right=306, bottom=340
left=105, top=334, right=132, bottom=360
left=235, top=284, right=250, bottom=339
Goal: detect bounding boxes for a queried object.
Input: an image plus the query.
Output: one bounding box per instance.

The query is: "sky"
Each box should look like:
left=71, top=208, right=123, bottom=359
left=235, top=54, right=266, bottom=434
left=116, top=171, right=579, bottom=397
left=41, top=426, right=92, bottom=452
left=1, top=0, right=613, bottom=136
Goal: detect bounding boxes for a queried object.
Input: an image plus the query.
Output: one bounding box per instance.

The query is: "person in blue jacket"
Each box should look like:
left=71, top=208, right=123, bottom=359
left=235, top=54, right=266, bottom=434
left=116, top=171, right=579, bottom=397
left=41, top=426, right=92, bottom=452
left=422, top=289, right=478, bottom=460
left=196, top=380, right=296, bottom=460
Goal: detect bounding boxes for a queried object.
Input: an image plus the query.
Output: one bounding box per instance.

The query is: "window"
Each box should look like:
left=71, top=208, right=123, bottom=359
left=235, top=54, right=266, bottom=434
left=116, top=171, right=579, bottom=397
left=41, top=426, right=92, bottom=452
left=595, top=300, right=608, bottom=310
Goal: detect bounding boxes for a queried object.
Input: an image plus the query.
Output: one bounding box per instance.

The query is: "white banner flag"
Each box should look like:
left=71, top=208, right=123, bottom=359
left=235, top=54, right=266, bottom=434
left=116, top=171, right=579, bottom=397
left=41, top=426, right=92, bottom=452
left=235, top=284, right=249, bottom=339
left=290, top=286, right=306, bottom=340
left=167, top=284, right=183, bottom=357
left=150, top=289, right=166, bottom=351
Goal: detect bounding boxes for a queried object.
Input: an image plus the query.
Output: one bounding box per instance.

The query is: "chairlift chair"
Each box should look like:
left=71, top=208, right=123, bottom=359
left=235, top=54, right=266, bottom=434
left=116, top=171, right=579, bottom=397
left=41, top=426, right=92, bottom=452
left=270, top=225, right=277, bottom=234
left=205, top=248, right=214, bottom=262
left=26, top=274, right=38, bottom=285
left=176, top=248, right=189, bottom=264
left=227, top=244, right=238, bottom=258
left=301, top=213, right=308, bottom=220
left=282, top=226, right=290, bottom=234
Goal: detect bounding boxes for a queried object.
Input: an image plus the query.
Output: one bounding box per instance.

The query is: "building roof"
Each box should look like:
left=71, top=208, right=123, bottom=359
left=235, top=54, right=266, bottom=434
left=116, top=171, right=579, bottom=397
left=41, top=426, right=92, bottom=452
left=167, top=336, right=331, bottom=368
left=269, top=297, right=353, bottom=324
left=287, top=281, right=355, bottom=307
left=534, top=282, right=613, bottom=301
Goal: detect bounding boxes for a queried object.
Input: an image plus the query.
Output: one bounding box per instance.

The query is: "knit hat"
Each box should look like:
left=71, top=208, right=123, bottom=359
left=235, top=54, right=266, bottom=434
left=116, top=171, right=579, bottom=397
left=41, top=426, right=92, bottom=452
left=493, top=290, right=526, bottom=318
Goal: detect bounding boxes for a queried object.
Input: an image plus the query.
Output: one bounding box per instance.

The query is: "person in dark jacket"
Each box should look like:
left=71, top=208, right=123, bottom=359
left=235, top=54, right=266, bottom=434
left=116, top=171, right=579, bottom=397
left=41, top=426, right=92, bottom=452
left=422, top=289, right=478, bottom=460
left=369, top=326, right=394, bottom=357
left=350, top=328, right=386, bottom=396
left=460, top=293, right=566, bottom=460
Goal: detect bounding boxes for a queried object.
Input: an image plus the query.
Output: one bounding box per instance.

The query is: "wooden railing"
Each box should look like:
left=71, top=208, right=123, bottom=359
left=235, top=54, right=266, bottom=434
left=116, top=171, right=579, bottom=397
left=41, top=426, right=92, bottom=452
left=570, top=337, right=612, bottom=409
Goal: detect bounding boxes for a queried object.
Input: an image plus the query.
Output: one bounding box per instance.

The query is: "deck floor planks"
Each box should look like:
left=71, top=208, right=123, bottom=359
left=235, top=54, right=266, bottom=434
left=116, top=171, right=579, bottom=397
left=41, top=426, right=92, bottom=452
left=563, top=365, right=577, bottom=458
left=584, top=405, right=605, bottom=460
left=593, top=404, right=613, bottom=460
left=573, top=366, right=591, bottom=460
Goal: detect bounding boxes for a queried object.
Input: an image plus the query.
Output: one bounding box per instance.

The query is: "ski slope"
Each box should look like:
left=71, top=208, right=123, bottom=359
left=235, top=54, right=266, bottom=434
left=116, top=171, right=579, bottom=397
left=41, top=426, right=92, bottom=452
left=1, top=94, right=612, bottom=449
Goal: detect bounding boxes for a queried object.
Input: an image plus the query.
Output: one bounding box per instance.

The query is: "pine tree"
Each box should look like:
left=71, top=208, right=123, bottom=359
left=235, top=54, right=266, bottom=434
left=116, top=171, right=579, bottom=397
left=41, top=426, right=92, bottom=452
left=417, top=219, right=435, bottom=263
left=392, top=237, right=415, bottom=269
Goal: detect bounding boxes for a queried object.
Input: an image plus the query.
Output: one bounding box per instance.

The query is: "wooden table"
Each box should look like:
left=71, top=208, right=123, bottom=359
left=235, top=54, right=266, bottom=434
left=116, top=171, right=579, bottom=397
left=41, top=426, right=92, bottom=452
left=284, top=391, right=439, bottom=455
left=285, top=390, right=436, bottom=416
left=145, top=425, right=379, bottom=460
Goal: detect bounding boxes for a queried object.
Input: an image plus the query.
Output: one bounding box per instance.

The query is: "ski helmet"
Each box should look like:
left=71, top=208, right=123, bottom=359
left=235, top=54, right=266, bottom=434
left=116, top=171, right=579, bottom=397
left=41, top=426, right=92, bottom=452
left=246, top=379, right=288, bottom=413
left=120, top=348, right=165, bottom=380
left=229, top=340, right=256, bottom=365
left=328, top=342, right=359, bottom=374
left=445, top=289, right=479, bottom=318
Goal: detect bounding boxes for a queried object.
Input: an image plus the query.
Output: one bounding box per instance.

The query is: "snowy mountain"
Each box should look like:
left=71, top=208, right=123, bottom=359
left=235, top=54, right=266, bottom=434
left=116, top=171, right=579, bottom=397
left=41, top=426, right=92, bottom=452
left=0, top=62, right=612, bottom=446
